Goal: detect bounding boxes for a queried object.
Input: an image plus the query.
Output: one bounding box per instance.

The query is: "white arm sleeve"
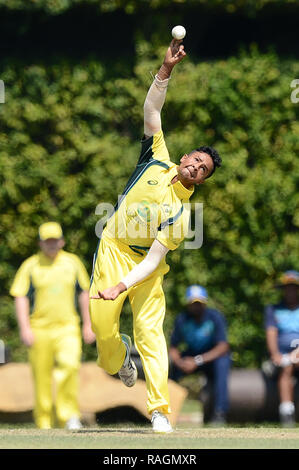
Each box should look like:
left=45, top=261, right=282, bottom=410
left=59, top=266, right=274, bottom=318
left=143, top=74, right=170, bottom=137
left=120, top=239, right=169, bottom=290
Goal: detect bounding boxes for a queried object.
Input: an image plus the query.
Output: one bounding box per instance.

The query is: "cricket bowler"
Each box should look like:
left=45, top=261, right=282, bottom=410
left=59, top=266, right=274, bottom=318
left=89, top=39, right=222, bottom=433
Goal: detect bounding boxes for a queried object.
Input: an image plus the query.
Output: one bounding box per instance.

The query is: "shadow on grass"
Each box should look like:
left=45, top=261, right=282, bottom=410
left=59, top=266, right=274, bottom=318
left=96, top=406, right=148, bottom=425
left=76, top=427, right=151, bottom=435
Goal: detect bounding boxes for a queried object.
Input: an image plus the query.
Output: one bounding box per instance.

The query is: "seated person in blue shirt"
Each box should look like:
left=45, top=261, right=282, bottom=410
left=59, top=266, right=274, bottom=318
left=169, top=285, right=230, bottom=424
left=264, top=270, right=299, bottom=426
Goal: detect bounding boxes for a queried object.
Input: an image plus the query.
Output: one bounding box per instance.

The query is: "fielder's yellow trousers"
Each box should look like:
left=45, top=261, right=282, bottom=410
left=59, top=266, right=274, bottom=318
left=28, top=324, right=82, bottom=429
left=89, top=234, right=171, bottom=415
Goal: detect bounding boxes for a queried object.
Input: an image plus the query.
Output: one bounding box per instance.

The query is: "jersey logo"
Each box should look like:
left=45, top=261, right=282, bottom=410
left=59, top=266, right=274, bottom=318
left=137, top=201, right=158, bottom=223
left=162, top=204, right=172, bottom=216
left=147, top=180, right=158, bottom=185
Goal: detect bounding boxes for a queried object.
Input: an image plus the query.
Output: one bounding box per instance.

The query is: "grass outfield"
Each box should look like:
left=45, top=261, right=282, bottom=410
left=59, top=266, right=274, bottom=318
left=1, top=423, right=299, bottom=449
left=1, top=401, right=298, bottom=449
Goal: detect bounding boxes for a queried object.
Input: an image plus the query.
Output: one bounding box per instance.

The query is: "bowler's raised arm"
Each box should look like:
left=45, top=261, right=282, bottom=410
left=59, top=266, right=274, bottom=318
left=143, top=39, right=186, bottom=138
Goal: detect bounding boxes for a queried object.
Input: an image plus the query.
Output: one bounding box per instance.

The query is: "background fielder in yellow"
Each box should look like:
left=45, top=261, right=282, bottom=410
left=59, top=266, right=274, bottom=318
left=10, top=222, right=95, bottom=430
left=90, top=40, right=222, bottom=433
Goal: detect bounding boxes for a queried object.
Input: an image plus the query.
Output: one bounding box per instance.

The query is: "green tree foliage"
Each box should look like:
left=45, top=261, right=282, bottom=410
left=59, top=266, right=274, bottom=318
left=1, top=38, right=298, bottom=365
left=0, top=0, right=297, bottom=15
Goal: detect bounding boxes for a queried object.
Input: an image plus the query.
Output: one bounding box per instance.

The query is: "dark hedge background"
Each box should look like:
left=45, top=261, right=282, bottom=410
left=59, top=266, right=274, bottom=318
left=0, top=0, right=298, bottom=366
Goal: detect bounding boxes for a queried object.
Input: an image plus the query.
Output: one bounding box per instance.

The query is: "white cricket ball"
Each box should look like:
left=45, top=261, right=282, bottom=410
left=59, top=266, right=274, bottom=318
left=171, top=25, right=186, bottom=40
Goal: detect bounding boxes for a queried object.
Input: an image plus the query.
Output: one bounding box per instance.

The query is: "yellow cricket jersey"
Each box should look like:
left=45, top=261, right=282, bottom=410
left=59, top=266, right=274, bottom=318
left=10, top=250, right=90, bottom=328
left=104, top=130, right=194, bottom=253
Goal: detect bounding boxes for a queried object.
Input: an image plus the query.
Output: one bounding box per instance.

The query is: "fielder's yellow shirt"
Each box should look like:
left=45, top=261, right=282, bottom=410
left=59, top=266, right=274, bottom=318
left=104, top=130, right=194, bottom=253
left=10, top=250, right=90, bottom=328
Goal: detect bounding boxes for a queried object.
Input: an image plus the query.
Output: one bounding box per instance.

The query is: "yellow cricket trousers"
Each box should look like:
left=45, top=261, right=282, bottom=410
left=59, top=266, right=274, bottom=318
left=28, top=324, right=82, bottom=429
left=89, top=234, right=171, bottom=415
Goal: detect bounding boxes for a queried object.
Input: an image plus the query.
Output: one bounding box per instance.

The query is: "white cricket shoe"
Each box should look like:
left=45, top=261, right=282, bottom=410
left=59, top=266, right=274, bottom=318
left=65, top=416, right=83, bottom=431
left=118, top=334, right=138, bottom=387
left=151, top=410, right=173, bottom=433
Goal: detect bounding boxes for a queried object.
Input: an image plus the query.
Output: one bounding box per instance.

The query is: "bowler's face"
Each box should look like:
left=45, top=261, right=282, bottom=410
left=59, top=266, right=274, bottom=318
left=177, top=151, right=214, bottom=188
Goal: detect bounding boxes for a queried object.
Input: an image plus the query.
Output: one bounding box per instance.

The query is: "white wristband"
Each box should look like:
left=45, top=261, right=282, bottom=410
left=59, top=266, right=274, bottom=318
left=154, top=73, right=171, bottom=89
left=194, top=354, right=204, bottom=366
left=280, top=354, right=292, bottom=367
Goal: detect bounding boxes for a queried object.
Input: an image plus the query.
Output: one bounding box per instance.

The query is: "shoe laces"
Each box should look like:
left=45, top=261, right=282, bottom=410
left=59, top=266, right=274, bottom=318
left=151, top=411, right=168, bottom=423
left=120, top=356, right=134, bottom=374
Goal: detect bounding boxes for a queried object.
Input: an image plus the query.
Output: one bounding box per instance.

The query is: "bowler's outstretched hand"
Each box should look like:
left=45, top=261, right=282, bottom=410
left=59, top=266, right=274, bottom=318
left=90, top=282, right=127, bottom=301
left=157, top=39, right=186, bottom=81
left=164, top=39, right=186, bottom=68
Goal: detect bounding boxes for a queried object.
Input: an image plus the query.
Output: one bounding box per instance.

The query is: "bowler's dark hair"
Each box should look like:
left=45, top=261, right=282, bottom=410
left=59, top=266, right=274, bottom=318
left=192, top=146, right=222, bottom=178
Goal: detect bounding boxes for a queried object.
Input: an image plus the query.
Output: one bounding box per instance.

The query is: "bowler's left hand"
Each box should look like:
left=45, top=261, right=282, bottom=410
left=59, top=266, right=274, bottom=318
left=90, top=282, right=127, bottom=301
